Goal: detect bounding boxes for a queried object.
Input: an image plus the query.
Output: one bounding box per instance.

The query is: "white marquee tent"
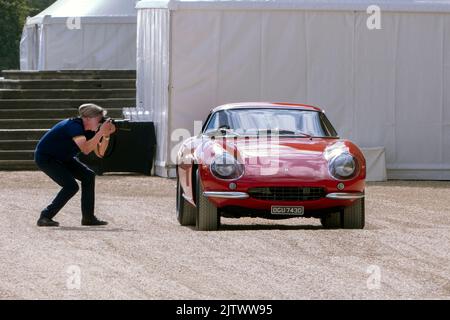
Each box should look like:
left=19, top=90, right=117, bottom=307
left=20, top=0, right=138, bottom=70
left=136, top=0, right=450, bottom=180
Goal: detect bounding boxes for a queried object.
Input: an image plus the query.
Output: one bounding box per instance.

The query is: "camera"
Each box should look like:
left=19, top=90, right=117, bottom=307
left=100, top=117, right=129, bottom=131
left=100, top=116, right=115, bottom=124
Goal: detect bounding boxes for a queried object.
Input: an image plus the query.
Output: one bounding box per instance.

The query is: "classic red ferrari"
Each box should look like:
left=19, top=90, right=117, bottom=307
left=176, top=102, right=366, bottom=231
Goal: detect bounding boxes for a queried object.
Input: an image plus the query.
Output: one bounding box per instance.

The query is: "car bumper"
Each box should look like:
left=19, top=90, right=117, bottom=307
left=203, top=191, right=364, bottom=211
left=203, top=191, right=250, bottom=199
left=325, top=192, right=365, bottom=200
left=204, top=191, right=364, bottom=200
left=199, top=164, right=365, bottom=211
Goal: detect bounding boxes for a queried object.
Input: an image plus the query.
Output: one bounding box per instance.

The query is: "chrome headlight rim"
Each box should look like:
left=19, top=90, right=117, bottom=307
left=210, top=153, right=245, bottom=181
left=328, top=152, right=358, bottom=180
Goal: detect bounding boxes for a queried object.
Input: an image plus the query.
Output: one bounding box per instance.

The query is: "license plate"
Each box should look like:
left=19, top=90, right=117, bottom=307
left=271, top=206, right=305, bottom=216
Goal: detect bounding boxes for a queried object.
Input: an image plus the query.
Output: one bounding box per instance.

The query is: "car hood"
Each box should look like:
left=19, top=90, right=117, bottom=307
left=203, top=137, right=353, bottom=181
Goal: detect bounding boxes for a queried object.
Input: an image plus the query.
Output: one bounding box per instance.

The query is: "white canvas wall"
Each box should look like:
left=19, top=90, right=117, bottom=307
left=136, top=1, right=450, bottom=180
left=20, top=0, right=138, bottom=70
left=136, top=9, right=170, bottom=175
left=32, top=20, right=137, bottom=70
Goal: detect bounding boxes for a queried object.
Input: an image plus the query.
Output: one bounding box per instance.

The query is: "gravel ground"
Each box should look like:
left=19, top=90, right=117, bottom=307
left=0, top=171, right=449, bottom=300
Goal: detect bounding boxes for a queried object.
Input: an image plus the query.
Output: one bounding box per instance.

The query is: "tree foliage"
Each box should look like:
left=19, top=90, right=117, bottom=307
left=0, top=0, right=56, bottom=70
left=27, top=0, right=56, bottom=17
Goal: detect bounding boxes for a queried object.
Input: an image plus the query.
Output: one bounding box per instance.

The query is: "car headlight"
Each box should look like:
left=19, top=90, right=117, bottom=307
left=210, top=153, right=244, bottom=180
left=329, top=153, right=357, bottom=180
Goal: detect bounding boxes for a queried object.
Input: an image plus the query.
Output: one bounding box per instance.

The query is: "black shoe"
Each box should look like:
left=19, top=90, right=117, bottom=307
left=37, top=216, right=60, bottom=227
left=81, top=217, right=108, bottom=226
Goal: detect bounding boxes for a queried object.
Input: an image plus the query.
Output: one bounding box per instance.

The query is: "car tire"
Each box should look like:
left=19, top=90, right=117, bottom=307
left=195, top=170, right=219, bottom=231
left=342, top=198, right=365, bottom=229
left=176, top=173, right=196, bottom=226
left=217, top=214, right=221, bottom=230
left=320, top=212, right=341, bottom=229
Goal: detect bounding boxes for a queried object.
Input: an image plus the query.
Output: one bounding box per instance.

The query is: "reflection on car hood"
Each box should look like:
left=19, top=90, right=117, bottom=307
left=211, top=137, right=345, bottom=181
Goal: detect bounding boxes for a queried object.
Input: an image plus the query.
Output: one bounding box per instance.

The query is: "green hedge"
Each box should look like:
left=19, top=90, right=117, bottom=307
left=0, top=0, right=27, bottom=70
left=0, top=0, right=56, bottom=71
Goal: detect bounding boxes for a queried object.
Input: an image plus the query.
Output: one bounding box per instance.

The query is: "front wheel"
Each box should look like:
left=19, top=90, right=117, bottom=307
left=320, top=198, right=365, bottom=229
left=195, top=170, right=219, bottom=231
left=342, top=198, right=365, bottom=229
left=176, top=174, right=196, bottom=226
left=320, top=212, right=341, bottom=229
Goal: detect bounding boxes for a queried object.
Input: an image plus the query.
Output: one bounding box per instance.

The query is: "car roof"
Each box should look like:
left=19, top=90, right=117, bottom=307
left=211, top=102, right=323, bottom=113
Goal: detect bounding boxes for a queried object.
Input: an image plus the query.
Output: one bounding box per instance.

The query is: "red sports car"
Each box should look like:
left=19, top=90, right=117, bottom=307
left=176, top=102, right=366, bottom=231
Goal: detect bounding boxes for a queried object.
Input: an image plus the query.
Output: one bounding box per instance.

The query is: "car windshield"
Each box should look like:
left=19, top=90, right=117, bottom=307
left=204, top=108, right=338, bottom=137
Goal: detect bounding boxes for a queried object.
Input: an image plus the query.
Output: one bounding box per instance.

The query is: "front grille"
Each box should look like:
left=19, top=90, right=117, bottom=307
left=248, top=186, right=325, bottom=201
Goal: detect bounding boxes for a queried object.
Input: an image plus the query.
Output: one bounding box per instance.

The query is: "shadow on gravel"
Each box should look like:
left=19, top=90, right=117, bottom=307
left=54, top=227, right=136, bottom=232
left=218, top=224, right=323, bottom=231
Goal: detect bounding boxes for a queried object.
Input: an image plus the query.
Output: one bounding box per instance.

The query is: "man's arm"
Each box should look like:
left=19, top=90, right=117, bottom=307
left=73, top=120, right=114, bottom=155
left=73, top=131, right=104, bottom=155
left=94, top=136, right=111, bottom=158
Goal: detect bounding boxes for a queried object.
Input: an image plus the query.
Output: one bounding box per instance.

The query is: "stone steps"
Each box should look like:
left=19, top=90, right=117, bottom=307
left=0, top=98, right=136, bottom=109
left=0, top=79, right=136, bottom=90
left=0, top=129, right=48, bottom=140
left=0, top=119, right=64, bottom=129
left=0, top=89, right=136, bottom=99
left=0, top=70, right=135, bottom=171
left=0, top=108, right=123, bottom=119
left=1, top=70, right=136, bottom=80
left=0, top=140, right=39, bottom=150
left=0, top=117, right=123, bottom=129
left=0, top=150, right=35, bottom=160
left=0, top=160, right=37, bottom=170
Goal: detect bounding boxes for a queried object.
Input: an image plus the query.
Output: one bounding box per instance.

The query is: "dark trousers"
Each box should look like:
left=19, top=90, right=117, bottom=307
left=35, top=153, right=95, bottom=220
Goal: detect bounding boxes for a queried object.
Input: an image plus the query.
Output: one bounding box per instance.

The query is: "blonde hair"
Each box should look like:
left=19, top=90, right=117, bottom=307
left=78, top=104, right=107, bottom=118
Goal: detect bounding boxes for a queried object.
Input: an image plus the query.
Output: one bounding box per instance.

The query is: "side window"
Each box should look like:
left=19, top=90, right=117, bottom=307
left=319, top=113, right=338, bottom=137
left=202, top=113, right=212, bottom=132
left=205, top=112, right=219, bottom=133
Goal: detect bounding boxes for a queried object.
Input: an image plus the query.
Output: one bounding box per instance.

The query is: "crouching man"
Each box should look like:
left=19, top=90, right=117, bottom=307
left=34, top=104, right=116, bottom=227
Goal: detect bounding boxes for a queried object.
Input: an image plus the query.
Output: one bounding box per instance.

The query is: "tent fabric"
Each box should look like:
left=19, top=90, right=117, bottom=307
left=137, top=0, right=450, bottom=12
left=20, top=0, right=138, bottom=70
left=361, top=147, right=388, bottom=181
left=136, top=1, right=450, bottom=180
left=36, top=0, right=138, bottom=19
left=136, top=8, right=171, bottom=175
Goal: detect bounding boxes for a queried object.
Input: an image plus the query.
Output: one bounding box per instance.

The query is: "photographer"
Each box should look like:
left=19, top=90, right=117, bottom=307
left=34, top=104, right=116, bottom=227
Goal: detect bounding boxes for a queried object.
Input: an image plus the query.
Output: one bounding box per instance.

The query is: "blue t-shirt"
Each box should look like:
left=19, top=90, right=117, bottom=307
left=35, top=118, right=95, bottom=161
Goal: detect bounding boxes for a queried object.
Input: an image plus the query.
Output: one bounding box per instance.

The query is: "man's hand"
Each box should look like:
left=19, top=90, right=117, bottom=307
left=74, top=120, right=116, bottom=156
left=107, top=123, right=116, bottom=135
left=96, top=125, right=115, bottom=158
left=99, top=119, right=115, bottom=136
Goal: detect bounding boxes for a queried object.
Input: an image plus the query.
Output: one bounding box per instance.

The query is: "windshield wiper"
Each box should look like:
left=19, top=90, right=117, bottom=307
left=255, top=129, right=312, bottom=138
left=205, top=128, right=240, bottom=137
left=293, top=131, right=313, bottom=139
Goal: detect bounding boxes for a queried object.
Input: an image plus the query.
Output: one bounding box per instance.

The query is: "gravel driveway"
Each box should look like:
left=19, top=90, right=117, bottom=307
left=0, top=172, right=449, bottom=299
